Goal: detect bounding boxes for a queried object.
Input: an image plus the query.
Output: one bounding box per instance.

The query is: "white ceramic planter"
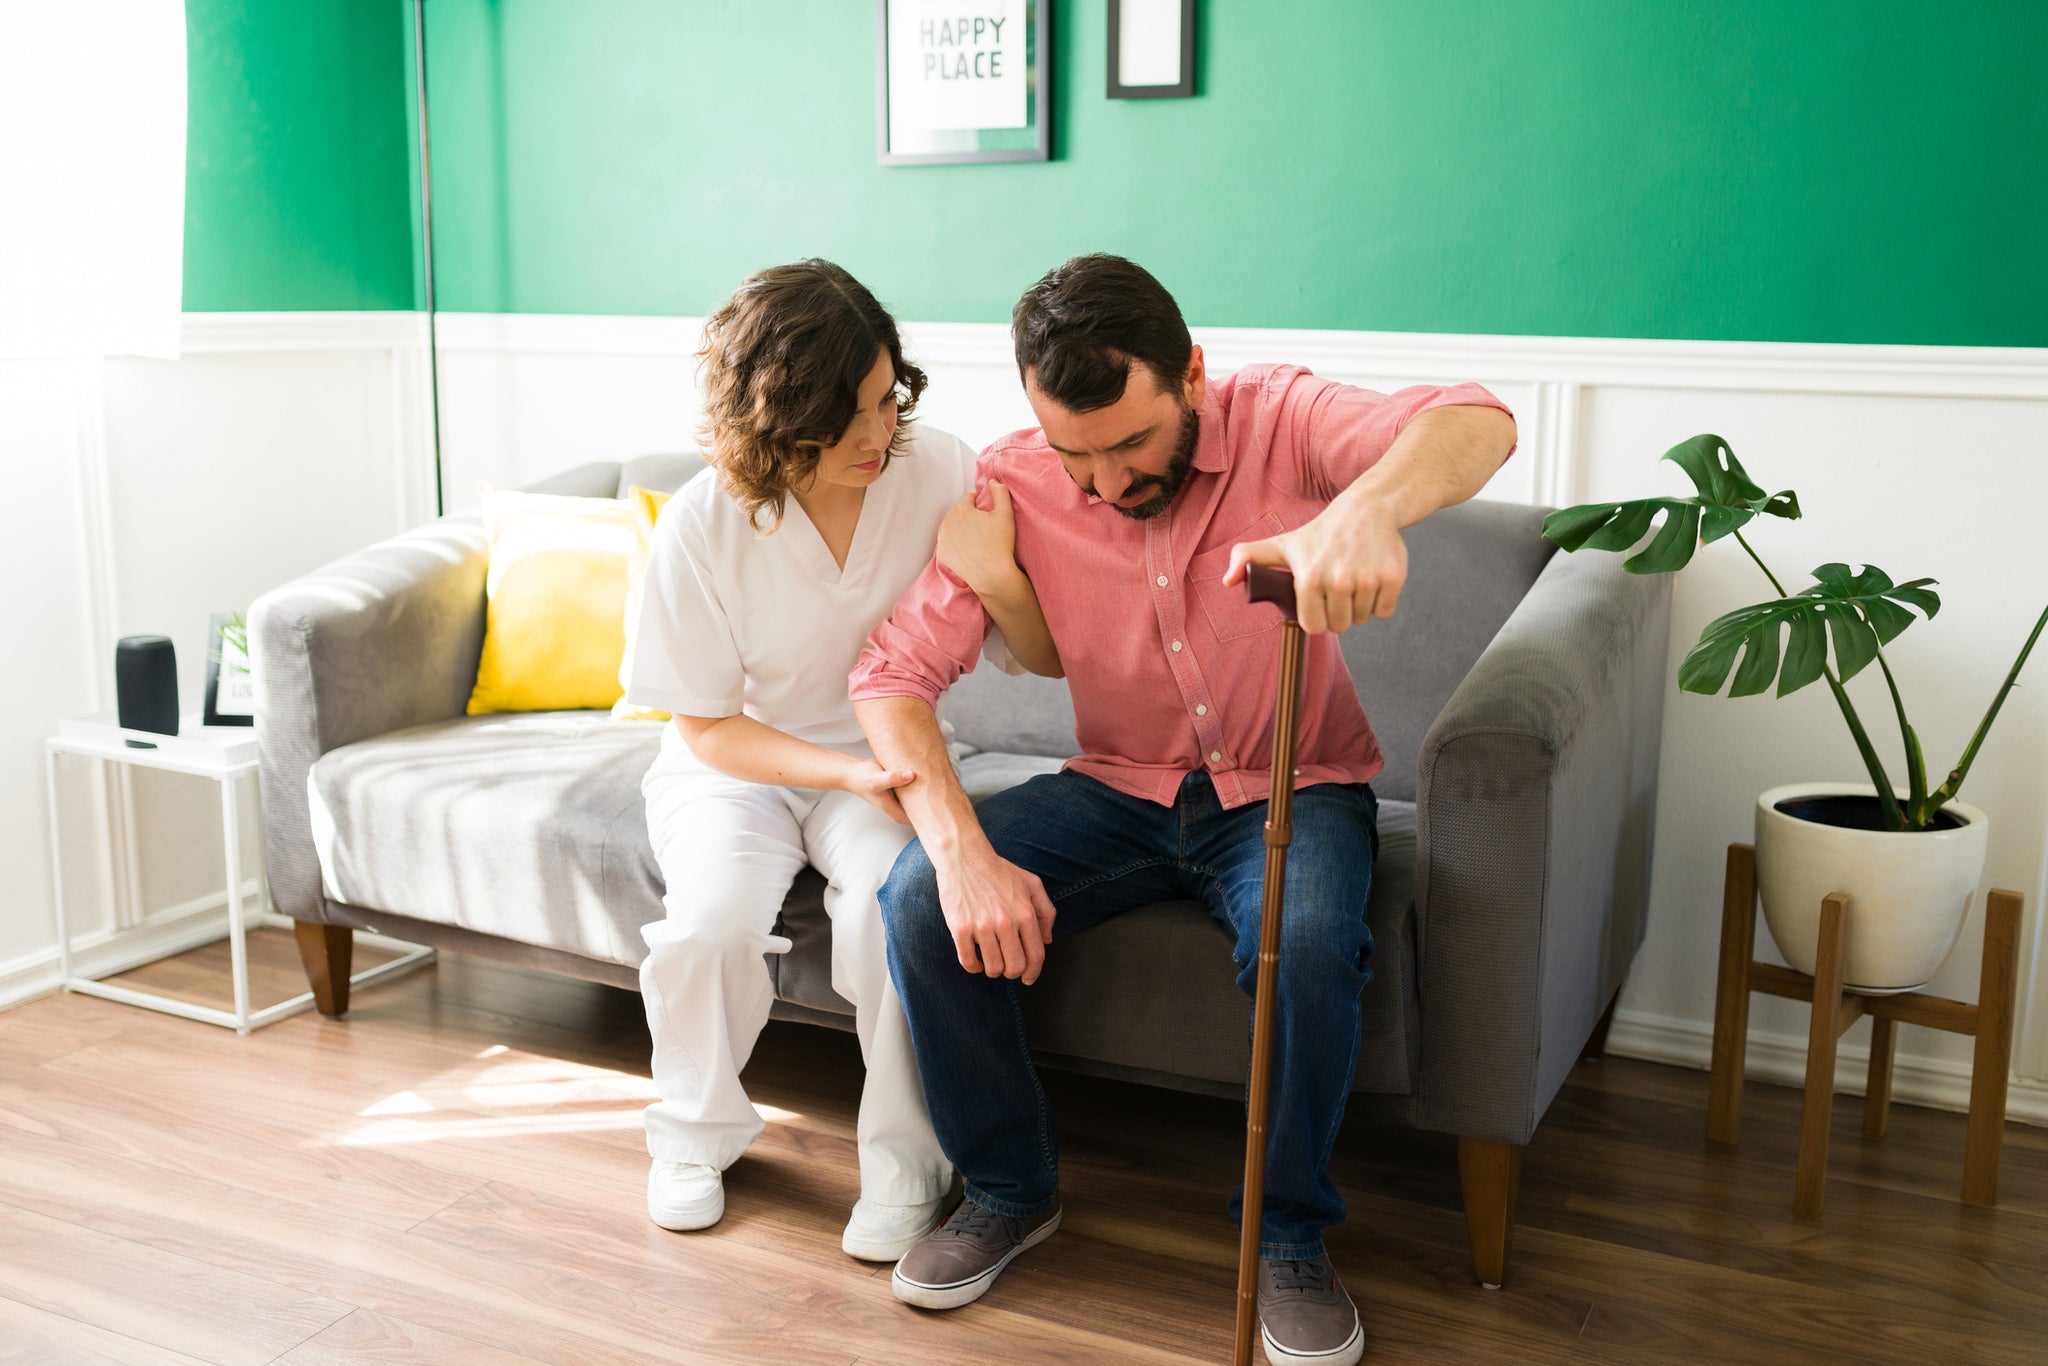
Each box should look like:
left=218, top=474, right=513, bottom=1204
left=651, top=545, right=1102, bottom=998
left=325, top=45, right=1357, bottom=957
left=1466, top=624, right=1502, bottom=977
left=1753, top=782, right=1989, bottom=994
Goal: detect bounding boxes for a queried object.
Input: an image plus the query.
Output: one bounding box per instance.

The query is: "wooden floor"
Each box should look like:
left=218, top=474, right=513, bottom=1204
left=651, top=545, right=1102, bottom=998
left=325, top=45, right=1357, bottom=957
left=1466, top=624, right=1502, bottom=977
left=2, top=934, right=2045, bottom=1365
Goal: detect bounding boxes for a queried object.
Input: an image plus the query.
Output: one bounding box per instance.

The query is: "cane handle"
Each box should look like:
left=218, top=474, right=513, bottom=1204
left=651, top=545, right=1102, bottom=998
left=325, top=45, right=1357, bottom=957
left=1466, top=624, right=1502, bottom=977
left=1245, top=563, right=1297, bottom=620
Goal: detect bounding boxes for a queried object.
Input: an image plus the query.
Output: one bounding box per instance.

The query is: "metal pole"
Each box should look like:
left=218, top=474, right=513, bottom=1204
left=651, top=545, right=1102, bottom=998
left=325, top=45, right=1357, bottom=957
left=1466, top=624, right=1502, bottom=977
left=222, top=771, right=250, bottom=1032
left=412, top=0, right=445, bottom=518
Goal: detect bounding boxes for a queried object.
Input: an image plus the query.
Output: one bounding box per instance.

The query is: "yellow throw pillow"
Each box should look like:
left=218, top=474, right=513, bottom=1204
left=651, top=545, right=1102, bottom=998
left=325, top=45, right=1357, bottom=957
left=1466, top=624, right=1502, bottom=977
left=466, top=485, right=634, bottom=715
left=611, top=484, right=675, bottom=721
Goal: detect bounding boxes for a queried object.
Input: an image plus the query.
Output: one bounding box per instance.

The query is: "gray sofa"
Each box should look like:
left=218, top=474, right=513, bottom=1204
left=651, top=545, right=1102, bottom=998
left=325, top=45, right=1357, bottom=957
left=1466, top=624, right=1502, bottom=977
left=250, top=452, right=1670, bottom=1287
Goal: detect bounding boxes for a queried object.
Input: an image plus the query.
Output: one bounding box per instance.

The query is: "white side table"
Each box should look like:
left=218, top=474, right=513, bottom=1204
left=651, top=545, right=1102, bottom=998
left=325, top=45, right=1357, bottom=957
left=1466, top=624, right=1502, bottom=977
left=44, top=710, right=434, bottom=1033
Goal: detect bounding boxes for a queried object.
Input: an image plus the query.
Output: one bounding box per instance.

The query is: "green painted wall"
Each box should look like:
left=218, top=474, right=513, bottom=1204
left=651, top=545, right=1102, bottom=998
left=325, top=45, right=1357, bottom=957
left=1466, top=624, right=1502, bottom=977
left=182, top=0, right=415, bottom=311
left=184, top=1, right=2048, bottom=346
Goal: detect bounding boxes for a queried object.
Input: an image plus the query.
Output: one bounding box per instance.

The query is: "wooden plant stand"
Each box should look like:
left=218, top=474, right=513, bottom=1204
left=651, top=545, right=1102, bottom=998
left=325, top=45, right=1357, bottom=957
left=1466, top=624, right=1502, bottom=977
left=1706, top=842, right=2023, bottom=1219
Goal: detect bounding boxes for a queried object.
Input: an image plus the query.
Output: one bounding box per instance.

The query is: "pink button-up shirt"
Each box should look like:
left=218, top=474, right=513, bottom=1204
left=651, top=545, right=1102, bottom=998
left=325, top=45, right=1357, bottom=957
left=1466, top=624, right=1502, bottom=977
left=848, top=364, right=1515, bottom=809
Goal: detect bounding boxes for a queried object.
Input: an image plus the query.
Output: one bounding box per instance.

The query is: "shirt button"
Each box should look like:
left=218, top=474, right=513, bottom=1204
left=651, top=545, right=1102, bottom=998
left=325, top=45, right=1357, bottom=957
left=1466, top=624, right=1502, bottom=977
left=1156, top=574, right=1169, bottom=587
left=1209, top=751, right=1223, bottom=763
left=1170, top=640, right=1183, bottom=652
left=1195, top=704, right=1208, bottom=716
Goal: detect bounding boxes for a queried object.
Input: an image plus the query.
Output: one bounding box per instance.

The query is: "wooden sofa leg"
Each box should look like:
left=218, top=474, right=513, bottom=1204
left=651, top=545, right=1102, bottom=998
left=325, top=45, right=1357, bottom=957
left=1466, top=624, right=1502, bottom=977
left=294, top=920, right=354, bottom=1017
left=1458, top=1137, right=1523, bottom=1290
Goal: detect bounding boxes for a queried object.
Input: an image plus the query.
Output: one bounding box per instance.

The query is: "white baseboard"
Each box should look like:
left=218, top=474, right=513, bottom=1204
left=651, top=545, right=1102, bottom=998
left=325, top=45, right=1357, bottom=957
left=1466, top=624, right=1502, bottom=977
left=0, top=878, right=269, bottom=1014
left=1607, top=1006, right=2048, bottom=1128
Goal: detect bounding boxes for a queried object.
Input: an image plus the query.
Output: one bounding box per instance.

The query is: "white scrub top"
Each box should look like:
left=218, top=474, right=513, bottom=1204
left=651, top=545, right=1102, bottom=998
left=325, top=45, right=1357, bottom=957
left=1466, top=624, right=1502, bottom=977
left=626, top=423, right=1000, bottom=778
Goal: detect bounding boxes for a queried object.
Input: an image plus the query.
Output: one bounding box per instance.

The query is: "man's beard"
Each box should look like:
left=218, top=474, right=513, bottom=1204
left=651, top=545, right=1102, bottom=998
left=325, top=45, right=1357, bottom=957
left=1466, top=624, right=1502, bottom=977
left=1110, top=406, right=1200, bottom=521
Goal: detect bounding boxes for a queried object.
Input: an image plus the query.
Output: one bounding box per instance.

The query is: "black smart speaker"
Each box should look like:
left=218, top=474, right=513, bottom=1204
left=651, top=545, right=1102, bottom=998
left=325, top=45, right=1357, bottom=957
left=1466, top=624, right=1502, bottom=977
left=115, top=635, right=180, bottom=737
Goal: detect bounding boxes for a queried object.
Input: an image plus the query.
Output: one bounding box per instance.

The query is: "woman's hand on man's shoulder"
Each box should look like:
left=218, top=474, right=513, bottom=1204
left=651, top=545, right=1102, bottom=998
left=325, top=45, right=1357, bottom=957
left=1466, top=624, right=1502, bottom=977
left=936, top=480, right=1025, bottom=597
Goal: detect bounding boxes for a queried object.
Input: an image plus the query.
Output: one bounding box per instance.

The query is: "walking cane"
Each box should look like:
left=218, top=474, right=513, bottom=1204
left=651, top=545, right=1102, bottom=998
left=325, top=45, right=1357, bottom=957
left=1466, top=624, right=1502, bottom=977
left=1234, top=564, right=1307, bottom=1366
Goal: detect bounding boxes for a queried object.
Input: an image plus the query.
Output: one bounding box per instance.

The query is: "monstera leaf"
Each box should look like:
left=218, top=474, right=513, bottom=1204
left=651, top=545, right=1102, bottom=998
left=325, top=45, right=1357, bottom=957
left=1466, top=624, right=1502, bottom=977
left=1542, top=434, right=1802, bottom=573
left=1678, top=564, right=1941, bottom=698
left=1540, top=425, right=2045, bottom=831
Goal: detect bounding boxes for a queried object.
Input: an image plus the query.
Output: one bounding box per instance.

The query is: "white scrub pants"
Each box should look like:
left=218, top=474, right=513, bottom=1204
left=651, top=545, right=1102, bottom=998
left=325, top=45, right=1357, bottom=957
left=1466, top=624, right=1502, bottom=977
left=639, top=762, right=951, bottom=1206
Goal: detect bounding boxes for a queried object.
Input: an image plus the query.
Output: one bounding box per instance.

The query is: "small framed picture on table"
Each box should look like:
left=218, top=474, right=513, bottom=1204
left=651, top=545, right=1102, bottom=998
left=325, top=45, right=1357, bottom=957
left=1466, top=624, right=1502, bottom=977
left=877, top=0, right=1050, bottom=165
left=204, top=610, right=255, bottom=727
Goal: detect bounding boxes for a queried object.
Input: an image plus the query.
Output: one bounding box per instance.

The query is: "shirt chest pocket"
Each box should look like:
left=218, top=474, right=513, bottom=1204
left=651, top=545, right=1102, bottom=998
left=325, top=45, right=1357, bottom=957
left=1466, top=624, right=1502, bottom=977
left=1187, top=512, right=1286, bottom=642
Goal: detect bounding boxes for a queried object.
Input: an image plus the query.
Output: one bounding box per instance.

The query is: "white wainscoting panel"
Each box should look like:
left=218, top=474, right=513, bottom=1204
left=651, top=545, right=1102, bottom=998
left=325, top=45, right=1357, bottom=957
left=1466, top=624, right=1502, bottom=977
left=432, top=313, right=704, bottom=508
left=1578, top=384, right=2048, bottom=1112
left=2, top=313, right=434, bottom=1007
left=3, top=360, right=108, bottom=974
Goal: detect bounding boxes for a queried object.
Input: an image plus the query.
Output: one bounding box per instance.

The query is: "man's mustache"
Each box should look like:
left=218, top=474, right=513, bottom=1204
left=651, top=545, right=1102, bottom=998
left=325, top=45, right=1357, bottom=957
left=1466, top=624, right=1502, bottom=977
left=1083, top=476, right=1161, bottom=500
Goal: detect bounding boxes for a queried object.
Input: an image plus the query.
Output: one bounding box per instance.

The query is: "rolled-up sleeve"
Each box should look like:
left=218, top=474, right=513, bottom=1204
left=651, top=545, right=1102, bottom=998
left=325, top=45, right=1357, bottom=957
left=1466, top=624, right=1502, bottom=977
left=848, top=556, right=992, bottom=710
left=1266, top=366, right=1518, bottom=502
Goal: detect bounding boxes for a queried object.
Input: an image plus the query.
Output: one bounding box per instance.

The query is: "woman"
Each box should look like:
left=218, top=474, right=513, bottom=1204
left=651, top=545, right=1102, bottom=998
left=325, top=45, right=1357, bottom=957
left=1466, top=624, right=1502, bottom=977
left=622, top=260, right=1058, bottom=1262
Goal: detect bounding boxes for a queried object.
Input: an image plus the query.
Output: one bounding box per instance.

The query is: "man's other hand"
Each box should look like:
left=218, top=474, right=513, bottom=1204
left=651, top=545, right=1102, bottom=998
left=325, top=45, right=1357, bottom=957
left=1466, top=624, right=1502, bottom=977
left=1222, top=498, right=1407, bottom=636
left=935, top=844, right=1058, bottom=985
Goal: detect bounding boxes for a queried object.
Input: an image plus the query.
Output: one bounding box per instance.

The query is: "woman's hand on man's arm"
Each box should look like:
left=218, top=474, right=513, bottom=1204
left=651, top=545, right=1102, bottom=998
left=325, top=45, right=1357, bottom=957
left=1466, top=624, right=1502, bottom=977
left=936, top=480, right=1064, bottom=678
left=674, top=714, right=914, bottom=822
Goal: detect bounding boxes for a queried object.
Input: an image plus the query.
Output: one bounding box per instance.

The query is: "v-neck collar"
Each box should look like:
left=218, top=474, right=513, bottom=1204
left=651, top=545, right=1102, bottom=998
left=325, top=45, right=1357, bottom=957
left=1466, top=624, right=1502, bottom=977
left=777, top=472, right=885, bottom=589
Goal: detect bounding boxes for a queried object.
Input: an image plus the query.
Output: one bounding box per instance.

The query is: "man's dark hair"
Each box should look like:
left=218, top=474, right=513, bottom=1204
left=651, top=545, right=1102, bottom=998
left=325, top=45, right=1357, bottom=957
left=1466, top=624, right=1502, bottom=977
left=1011, top=254, right=1193, bottom=414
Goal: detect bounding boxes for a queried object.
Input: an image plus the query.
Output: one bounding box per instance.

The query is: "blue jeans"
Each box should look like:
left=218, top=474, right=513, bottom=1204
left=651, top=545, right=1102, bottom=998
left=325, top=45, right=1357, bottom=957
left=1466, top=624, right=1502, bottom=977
left=880, top=768, right=1379, bottom=1259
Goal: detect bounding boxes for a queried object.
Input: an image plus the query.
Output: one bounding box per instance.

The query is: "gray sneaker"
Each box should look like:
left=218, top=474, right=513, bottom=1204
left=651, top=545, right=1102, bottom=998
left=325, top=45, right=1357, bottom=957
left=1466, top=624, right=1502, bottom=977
left=1258, top=1256, right=1363, bottom=1366
left=890, top=1199, right=1062, bottom=1310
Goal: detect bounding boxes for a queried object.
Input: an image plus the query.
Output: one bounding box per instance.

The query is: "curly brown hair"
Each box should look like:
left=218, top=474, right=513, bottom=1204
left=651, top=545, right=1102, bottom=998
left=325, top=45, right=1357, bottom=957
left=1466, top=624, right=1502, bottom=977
left=696, top=260, right=927, bottom=530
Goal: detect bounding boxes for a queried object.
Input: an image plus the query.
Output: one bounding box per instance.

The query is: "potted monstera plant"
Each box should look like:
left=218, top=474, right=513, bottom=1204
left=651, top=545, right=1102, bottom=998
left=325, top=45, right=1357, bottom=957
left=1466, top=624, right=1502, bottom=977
left=1544, top=435, right=2046, bottom=992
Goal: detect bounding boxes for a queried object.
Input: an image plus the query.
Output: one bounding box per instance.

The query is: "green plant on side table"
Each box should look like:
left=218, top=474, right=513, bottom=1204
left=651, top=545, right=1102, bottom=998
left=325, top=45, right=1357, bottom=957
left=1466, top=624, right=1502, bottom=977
left=1543, top=434, right=2046, bottom=991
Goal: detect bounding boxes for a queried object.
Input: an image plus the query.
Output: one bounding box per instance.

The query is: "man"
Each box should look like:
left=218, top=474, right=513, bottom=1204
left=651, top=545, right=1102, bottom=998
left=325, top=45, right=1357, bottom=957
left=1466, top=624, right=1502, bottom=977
left=848, top=254, right=1516, bottom=1365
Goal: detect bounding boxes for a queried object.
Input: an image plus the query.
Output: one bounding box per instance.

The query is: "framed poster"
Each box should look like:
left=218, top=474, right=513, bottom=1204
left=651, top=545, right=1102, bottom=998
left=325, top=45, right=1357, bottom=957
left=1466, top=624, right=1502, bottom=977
left=877, top=0, right=1050, bottom=165
left=1107, top=0, right=1195, bottom=99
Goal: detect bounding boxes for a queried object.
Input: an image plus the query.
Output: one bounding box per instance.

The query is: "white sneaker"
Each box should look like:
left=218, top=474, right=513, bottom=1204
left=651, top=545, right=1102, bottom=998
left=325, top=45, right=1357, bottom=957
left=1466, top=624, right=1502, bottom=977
left=842, top=1194, right=951, bottom=1262
left=647, top=1160, right=723, bottom=1231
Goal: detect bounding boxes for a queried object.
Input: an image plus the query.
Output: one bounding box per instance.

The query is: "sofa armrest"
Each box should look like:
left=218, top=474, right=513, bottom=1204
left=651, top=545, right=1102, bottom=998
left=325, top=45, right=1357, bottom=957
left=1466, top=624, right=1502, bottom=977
left=1411, top=547, right=1672, bottom=1144
left=250, top=513, right=490, bottom=922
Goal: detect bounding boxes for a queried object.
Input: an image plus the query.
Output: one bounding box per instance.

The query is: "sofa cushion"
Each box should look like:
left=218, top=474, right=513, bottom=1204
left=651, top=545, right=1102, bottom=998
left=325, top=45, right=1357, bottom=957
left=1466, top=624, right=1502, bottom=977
left=309, top=711, right=667, bottom=965
left=466, top=489, right=636, bottom=716
left=1335, top=500, right=1556, bottom=802
left=612, top=484, right=677, bottom=723
left=618, top=452, right=707, bottom=500
left=314, top=711, right=1419, bottom=1097
left=956, top=750, right=1068, bottom=801
left=522, top=461, right=622, bottom=499
left=944, top=663, right=1080, bottom=760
